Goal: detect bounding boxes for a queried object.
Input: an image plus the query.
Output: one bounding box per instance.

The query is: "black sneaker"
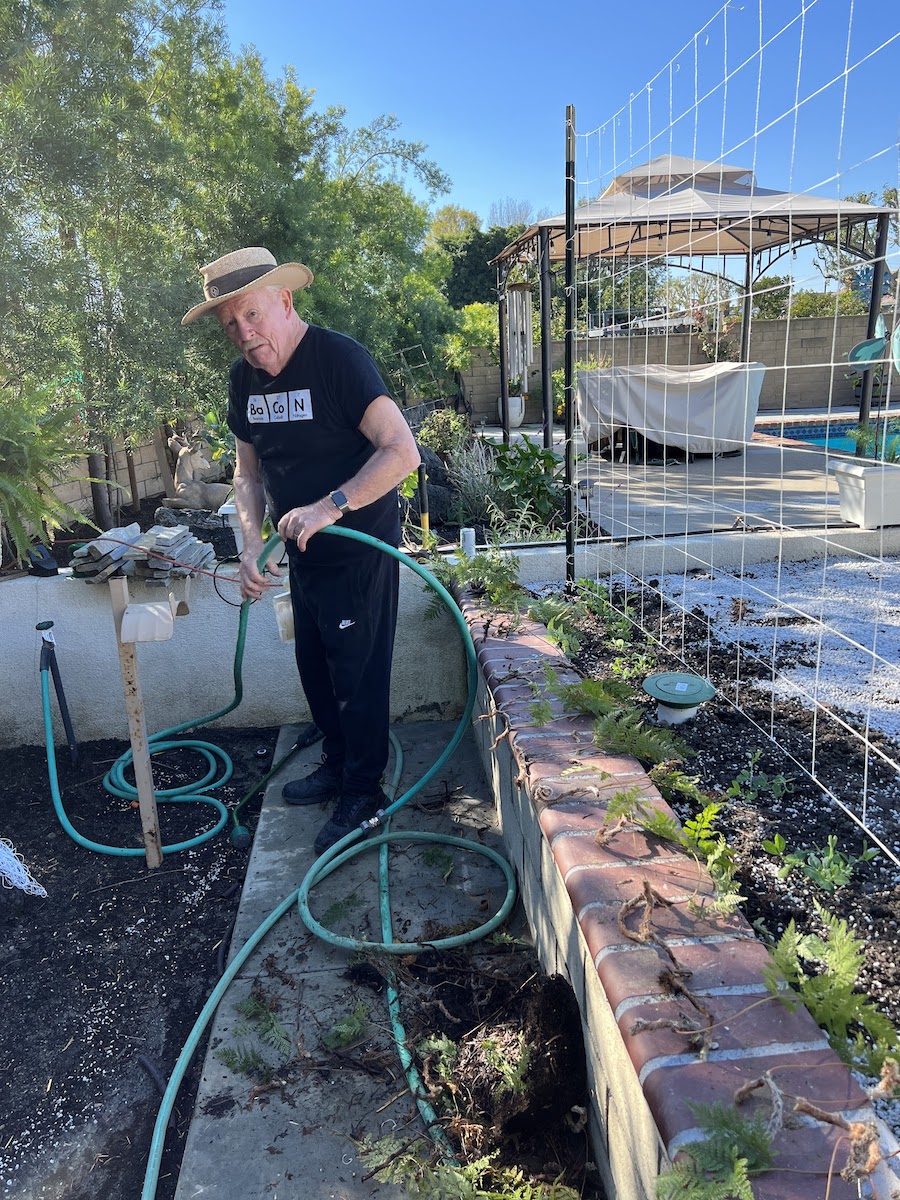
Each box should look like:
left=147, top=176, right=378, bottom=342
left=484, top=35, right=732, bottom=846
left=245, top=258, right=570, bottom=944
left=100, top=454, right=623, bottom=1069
left=314, top=790, right=386, bottom=855
left=282, top=761, right=342, bottom=806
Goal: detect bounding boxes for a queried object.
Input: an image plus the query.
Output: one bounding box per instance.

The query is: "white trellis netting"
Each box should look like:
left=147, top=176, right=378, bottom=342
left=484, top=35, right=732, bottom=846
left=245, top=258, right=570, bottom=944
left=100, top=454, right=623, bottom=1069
left=566, top=0, right=900, bottom=862
left=0, top=837, right=47, bottom=897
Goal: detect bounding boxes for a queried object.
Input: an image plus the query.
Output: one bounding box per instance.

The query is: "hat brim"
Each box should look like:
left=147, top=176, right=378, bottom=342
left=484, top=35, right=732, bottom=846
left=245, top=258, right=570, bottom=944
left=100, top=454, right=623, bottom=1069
left=181, top=262, right=314, bottom=325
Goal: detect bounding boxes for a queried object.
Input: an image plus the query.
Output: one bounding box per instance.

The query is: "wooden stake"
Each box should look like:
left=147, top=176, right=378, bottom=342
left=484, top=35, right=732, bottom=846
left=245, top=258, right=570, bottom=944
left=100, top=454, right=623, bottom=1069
left=108, top=577, right=163, bottom=868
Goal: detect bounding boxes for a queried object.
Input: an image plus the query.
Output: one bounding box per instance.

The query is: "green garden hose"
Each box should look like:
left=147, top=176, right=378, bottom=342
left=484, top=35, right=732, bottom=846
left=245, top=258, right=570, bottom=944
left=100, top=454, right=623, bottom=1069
left=44, top=525, right=517, bottom=1200
left=40, top=580, right=304, bottom=856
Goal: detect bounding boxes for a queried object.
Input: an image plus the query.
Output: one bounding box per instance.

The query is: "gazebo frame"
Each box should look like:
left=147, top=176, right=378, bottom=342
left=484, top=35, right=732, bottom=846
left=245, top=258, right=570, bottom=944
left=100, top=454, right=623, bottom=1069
left=491, top=107, right=894, bottom=580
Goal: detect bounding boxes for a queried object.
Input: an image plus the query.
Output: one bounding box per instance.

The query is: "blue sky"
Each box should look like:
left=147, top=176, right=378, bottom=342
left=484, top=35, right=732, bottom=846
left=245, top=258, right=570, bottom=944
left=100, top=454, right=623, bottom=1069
left=220, top=0, right=898, bottom=228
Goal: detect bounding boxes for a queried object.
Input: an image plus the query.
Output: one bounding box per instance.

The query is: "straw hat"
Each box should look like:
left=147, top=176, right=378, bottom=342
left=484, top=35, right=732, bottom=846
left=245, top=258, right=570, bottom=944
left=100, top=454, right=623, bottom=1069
left=181, top=247, right=313, bottom=324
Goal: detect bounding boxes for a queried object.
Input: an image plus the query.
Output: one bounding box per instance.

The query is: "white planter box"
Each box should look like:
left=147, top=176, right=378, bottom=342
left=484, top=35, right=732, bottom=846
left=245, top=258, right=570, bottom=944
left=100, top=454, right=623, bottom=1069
left=833, top=460, right=900, bottom=529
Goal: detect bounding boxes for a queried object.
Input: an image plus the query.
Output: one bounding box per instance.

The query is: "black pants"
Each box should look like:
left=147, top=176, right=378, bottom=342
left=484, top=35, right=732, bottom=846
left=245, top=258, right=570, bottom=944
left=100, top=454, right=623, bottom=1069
left=288, top=549, right=399, bottom=796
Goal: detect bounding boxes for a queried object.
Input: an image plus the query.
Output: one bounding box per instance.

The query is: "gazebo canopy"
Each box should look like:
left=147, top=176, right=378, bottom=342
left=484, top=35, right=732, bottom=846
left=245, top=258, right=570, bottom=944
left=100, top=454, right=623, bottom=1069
left=494, top=154, right=892, bottom=266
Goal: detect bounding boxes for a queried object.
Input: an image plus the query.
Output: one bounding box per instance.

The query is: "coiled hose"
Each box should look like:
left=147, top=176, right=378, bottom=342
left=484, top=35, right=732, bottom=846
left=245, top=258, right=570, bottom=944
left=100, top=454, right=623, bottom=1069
left=40, top=526, right=515, bottom=1198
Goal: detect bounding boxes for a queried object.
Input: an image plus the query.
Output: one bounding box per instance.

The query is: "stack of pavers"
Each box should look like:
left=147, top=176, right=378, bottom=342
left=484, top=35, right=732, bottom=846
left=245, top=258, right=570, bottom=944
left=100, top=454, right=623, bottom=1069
left=71, top=523, right=216, bottom=586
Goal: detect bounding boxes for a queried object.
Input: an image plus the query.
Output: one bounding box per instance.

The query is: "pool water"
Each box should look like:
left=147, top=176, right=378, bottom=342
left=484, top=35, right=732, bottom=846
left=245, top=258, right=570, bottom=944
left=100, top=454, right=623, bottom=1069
left=777, top=421, right=896, bottom=457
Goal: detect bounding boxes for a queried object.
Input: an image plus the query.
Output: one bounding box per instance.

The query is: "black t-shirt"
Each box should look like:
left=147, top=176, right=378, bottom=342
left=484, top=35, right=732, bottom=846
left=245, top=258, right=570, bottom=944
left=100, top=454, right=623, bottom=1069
left=226, top=324, right=401, bottom=566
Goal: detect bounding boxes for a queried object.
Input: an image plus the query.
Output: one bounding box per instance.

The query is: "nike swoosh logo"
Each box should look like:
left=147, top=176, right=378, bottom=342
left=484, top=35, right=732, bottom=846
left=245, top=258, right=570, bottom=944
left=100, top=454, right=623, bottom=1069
left=338, top=619, right=355, bottom=630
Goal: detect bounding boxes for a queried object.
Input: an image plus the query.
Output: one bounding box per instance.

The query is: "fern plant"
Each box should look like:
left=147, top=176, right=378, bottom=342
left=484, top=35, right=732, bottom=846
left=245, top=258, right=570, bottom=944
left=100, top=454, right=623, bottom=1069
left=0, top=383, right=92, bottom=565
left=656, top=1101, right=774, bottom=1200
left=764, top=902, right=900, bottom=1074
left=235, top=993, right=293, bottom=1058
left=359, top=1138, right=581, bottom=1199
left=527, top=597, right=583, bottom=656
left=422, top=544, right=522, bottom=618
left=593, top=710, right=690, bottom=766
left=323, top=1001, right=370, bottom=1051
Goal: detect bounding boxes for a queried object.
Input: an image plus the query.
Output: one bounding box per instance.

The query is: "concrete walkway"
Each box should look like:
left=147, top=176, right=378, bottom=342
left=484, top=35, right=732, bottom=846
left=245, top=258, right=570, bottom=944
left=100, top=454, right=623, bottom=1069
left=173, top=719, right=511, bottom=1200
left=482, top=409, right=900, bottom=541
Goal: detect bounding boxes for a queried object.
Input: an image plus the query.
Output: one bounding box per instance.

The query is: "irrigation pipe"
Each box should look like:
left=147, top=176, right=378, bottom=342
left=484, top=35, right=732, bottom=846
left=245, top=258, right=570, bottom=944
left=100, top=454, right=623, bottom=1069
left=55, top=526, right=520, bottom=1199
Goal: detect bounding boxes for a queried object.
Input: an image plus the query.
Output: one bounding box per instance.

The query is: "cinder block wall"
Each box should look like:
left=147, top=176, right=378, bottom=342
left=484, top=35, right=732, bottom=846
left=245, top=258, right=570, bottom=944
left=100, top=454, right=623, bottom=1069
left=462, top=317, right=872, bottom=423
left=53, top=439, right=170, bottom=514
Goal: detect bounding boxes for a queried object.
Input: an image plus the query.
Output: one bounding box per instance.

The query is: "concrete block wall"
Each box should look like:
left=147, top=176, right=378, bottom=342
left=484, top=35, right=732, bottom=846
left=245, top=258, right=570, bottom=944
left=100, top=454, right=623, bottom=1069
left=52, top=439, right=169, bottom=513
left=460, top=590, right=898, bottom=1200
left=462, top=317, right=872, bottom=424
left=0, top=566, right=467, bottom=748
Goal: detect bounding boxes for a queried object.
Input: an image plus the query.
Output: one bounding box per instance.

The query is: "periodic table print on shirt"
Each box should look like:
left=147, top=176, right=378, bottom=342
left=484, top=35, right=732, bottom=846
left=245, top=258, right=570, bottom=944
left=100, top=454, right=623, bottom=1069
left=247, top=390, right=313, bottom=423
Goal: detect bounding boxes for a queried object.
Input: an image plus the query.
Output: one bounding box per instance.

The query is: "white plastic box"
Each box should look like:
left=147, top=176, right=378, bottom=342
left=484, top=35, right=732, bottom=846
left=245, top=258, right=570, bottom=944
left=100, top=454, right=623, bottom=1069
left=217, top=500, right=243, bottom=554
left=832, top=460, right=900, bottom=529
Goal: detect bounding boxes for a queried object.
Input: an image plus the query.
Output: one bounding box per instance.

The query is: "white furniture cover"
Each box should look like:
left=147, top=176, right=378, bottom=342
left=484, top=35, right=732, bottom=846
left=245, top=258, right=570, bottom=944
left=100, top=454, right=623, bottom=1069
left=576, top=361, right=766, bottom=453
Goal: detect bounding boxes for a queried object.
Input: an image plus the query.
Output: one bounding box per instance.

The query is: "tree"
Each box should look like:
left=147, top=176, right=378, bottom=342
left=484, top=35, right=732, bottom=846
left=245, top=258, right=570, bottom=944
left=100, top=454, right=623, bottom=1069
left=440, top=226, right=524, bottom=309
left=488, top=197, right=537, bottom=227
left=0, top=0, right=457, bottom=525
left=750, top=275, right=791, bottom=319
left=813, top=187, right=899, bottom=290
left=426, top=205, right=481, bottom=247
left=789, top=290, right=867, bottom=318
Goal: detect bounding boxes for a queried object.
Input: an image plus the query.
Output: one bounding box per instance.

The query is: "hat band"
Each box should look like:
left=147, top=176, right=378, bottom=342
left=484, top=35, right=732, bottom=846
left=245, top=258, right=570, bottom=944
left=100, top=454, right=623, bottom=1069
left=205, top=264, right=273, bottom=300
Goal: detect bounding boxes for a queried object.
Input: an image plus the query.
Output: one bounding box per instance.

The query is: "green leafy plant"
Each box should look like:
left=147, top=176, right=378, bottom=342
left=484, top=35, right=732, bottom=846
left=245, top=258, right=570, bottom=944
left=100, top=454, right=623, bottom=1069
left=446, top=437, right=496, bottom=526
left=481, top=1033, right=532, bottom=1097
left=764, top=902, right=900, bottom=1074
left=422, top=845, right=455, bottom=880
left=649, top=764, right=709, bottom=808
left=552, top=674, right=633, bottom=720
left=490, top=436, right=565, bottom=528
left=417, top=408, right=472, bottom=460
left=359, top=1139, right=580, bottom=1199
left=726, top=751, right=793, bottom=804
left=527, top=597, right=582, bottom=656
left=845, top=417, right=900, bottom=463
left=603, top=788, right=742, bottom=913
left=323, top=1000, right=370, bottom=1051
left=235, top=992, right=293, bottom=1059
left=609, top=648, right=657, bottom=681
left=484, top=497, right=562, bottom=544
left=762, top=833, right=878, bottom=893
left=422, top=543, right=522, bottom=617
left=202, top=409, right=236, bottom=472
left=529, top=696, right=555, bottom=725
left=656, top=1100, right=774, bottom=1200
left=322, top=890, right=363, bottom=927
left=0, top=383, right=93, bottom=565
left=215, top=1044, right=273, bottom=1081
left=574, top=578, right=635, bottom=642
left=593, top=709, right=690, bottom=767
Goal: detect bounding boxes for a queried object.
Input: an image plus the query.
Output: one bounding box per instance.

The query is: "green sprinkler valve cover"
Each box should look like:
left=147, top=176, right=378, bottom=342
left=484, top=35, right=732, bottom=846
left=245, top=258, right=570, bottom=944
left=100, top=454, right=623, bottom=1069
left=642, top=672, right=716, bottom=708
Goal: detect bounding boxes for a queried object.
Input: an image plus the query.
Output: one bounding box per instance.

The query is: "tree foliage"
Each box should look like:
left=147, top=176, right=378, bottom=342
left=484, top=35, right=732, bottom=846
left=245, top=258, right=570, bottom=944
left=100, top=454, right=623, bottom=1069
left=750, top=275, right=791, bottom=319
left=438, top=226, right=524, bottom=309
left=813, top=186, right=899, bottom=289
left=0, top=0, right=455, bottom=525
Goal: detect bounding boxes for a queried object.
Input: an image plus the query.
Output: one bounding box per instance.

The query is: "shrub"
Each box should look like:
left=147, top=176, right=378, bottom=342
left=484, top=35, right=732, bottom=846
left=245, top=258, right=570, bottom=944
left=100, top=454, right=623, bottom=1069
left=416, top=408, right=471, bottom=460
left=0, top=381, right=90, bottom=565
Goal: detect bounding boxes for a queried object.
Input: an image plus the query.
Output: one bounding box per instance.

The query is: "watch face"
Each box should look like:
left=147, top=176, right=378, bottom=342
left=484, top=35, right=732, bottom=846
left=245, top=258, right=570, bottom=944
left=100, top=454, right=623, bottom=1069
left=331, top=489, right=350, bottom=513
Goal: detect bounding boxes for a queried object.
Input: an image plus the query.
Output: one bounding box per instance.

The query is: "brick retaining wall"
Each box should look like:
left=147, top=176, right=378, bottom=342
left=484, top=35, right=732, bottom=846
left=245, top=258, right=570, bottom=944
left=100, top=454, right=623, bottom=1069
left=460, top=592, right=897, bottom=1200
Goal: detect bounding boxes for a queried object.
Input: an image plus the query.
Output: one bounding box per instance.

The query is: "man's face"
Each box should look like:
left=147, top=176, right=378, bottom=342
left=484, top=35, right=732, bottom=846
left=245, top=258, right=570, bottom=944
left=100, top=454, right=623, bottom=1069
left=216, top=287, right=295, bottom=376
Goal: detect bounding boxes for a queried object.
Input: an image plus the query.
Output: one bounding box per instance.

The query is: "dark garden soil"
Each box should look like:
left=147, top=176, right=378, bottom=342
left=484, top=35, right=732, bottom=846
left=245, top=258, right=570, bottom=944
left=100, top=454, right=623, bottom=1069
left=564, top=586, right=900, bottom=1046
left=0, top=724, right=601, bottom=1200
left=0, top=729, right=277, bottom=1200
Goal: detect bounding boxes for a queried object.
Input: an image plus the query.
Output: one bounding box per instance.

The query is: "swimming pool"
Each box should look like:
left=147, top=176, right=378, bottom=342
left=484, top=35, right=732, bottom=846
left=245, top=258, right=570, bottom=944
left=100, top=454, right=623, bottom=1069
left=774, top=419, right=896, bottom=456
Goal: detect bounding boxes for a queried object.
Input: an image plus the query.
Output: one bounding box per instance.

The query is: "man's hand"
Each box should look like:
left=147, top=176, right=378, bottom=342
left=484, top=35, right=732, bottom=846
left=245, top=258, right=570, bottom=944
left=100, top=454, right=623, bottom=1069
left=277, top=498, right=339, bottom=554
left=239, top=536, right=282, bottom=601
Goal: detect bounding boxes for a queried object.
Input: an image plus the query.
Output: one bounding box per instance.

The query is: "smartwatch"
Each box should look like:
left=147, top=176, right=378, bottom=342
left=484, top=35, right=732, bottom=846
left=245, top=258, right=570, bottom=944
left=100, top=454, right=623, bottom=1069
left=329, top=489, right=351, bottom=515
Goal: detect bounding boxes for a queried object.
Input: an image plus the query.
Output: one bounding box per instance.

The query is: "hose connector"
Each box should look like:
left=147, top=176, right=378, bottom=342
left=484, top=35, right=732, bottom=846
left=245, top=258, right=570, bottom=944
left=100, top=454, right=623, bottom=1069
left=360, top=809, right=387, bottom=833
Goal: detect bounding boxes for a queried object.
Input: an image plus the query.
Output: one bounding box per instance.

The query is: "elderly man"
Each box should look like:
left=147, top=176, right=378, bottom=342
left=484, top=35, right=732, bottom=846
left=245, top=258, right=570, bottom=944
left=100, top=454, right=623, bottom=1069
left=183, top=247, right=420, bottom=853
